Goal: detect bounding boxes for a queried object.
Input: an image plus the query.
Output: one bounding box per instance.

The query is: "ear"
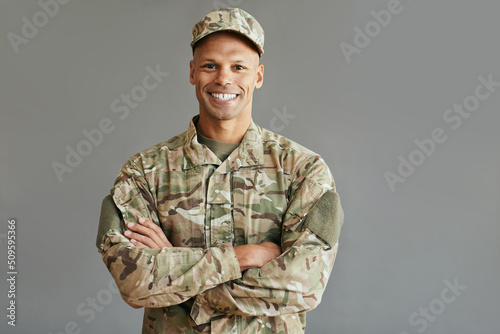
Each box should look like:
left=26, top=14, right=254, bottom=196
left=255, top=63, right=264, bottom=89
left=189, top=60, right=196, bottom=85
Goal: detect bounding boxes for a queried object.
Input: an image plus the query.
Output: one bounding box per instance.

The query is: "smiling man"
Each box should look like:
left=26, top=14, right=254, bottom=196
left=96, top=8, right=344, bottom=334
left=190, top=30, right=263, bottom=142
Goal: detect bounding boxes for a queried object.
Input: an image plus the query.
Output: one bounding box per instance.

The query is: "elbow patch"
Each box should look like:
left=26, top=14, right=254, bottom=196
left=96, top=194, right=125, bottom=251
left=302, top=190, right=344, bottom=247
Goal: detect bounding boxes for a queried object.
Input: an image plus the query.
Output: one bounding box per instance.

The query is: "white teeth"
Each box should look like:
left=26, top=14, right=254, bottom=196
left=211, top=93, right=237, bottom=101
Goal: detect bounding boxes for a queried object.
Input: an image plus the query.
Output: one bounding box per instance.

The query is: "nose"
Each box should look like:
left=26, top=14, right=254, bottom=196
left=215, top=66, right=232, bottom=86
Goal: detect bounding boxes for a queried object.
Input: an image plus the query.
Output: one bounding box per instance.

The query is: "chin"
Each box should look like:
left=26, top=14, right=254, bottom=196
left=205, top=108, right=241, bottom=121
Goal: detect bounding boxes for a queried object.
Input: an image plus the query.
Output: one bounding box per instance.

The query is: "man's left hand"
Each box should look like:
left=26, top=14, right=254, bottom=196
left=124, top=217, right=173, bottom=249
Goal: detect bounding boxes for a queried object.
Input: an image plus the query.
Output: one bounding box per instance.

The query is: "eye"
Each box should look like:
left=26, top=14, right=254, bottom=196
left=203, top=64, right=216, bottom=69
left=233, top=65, right=245, bottom=70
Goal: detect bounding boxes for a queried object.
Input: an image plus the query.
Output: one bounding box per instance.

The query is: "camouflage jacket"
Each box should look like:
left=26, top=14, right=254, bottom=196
left=98, top=116, right=344, bottom=333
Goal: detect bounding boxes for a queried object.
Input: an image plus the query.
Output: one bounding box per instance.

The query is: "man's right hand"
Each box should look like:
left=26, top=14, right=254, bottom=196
left=124, top=217, right=173, bottom=249
left=234, top=242, right=281, bottom=272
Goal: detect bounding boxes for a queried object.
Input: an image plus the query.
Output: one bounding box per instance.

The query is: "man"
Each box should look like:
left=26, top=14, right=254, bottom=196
left=96, top=8, right=344, bottom=334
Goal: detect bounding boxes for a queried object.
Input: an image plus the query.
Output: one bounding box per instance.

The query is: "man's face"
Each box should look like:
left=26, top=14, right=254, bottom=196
left=189, top=32, right=264, bottom=123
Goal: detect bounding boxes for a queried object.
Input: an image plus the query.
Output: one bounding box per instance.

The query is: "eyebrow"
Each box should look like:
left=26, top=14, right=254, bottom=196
left=200, top=58, right=246, bottom=63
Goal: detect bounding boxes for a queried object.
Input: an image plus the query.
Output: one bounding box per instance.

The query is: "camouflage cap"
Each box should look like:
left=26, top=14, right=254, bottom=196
left=191, top=8, right=264, bottom=56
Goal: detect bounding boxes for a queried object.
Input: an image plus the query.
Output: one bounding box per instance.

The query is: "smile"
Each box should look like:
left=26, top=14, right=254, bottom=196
left=209, top=92, right=238, bottom=101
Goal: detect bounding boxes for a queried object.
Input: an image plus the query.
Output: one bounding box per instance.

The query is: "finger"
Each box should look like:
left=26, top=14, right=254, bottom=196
left=136, top=218, right=167, bottom=246
left=163, top=238, right=173, bottom=247
left=127, top=220, right=164, bottom=247
left=125, top=229, right=159, bottom=248
left=131, top=239, right=147, bottom=248
left=138, top=218, right=173, bottom=248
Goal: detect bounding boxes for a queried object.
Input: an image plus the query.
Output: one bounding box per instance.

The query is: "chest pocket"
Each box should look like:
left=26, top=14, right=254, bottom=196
left=232, top=168, right=289, bottom=246
left=156, top=169, right=206, bottom=247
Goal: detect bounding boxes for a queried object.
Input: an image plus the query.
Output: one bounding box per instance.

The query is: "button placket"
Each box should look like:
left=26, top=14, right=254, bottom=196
left=207, top=171, right=234, bottom=247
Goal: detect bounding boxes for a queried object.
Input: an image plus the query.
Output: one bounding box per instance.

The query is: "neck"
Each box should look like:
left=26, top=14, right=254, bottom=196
left=197, top=113, right=251, bottom=144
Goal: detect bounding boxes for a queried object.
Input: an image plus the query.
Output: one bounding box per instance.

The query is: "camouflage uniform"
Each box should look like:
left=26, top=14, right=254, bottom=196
left=97, top=116, right=344, bottom=333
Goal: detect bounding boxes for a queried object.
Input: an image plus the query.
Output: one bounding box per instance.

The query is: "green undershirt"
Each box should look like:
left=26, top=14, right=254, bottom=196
left=196, top=131, right=240, bottom=162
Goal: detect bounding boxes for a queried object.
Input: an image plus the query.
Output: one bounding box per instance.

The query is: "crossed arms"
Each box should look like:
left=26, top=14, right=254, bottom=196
left=96, top=156, right=343, bottom=324
left=124, top=216, right=281, bottom=272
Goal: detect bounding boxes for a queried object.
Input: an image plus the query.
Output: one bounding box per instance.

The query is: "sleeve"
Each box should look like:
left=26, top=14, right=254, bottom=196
left=190, top=157, right=344, bottom=324
left=97, top=157, right=242, bottom=309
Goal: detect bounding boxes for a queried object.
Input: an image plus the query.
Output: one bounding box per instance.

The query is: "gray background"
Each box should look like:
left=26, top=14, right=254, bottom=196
left=1, top=0, right=499, bottom=333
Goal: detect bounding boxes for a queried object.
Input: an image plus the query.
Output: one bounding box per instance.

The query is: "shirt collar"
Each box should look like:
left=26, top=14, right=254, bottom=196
left=183, top=115, right=263, bottom=171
